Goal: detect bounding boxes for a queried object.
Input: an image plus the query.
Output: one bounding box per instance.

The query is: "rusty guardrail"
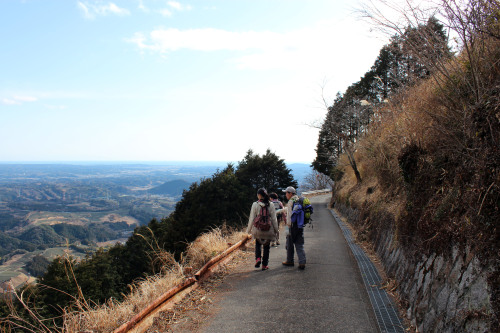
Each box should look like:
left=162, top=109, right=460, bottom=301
left=194, top=235, right=251, bottom=281
left=113, top=234, right=251, bottom=333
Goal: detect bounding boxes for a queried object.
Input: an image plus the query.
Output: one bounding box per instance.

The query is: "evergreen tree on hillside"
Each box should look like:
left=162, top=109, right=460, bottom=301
left=313, top=93, right=346, bottom=176
left=25, top=254, right=51, bottom=277
left=312, top=125, right=338, bottom=176
left=313, top=18, right=450, bottom=179
left=21, top=243, right=141, bottom=325
left=236, top=149, right=297, bottom=201
left=75, top=248, right=124, bottom=302
left=313, top=92, right=370, bottom=183
left=156, top=164, right=248, bottom=256
left=38, top=256, right=80, bottom=318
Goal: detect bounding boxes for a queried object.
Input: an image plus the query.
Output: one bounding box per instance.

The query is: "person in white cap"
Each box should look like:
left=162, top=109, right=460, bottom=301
left=281, top=186, right=306, bottom=270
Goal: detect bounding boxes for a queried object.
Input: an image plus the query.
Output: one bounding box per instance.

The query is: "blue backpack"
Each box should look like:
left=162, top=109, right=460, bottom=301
left=291, top=197, right=313, bottom=228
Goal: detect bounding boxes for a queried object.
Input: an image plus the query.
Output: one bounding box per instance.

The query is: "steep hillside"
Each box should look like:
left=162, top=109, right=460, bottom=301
left=314, top=2, right=499, bottom=330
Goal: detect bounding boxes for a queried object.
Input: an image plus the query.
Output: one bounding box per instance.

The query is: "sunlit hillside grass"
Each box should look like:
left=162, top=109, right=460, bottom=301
left=62, top=226, right=246, bottom=332
left=333, top=33, right=499, bottom=256
left=2, top=226, right=247, bottom=333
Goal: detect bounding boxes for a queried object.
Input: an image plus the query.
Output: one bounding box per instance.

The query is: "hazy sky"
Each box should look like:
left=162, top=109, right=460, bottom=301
left=1, top=0, right=388, bottom=163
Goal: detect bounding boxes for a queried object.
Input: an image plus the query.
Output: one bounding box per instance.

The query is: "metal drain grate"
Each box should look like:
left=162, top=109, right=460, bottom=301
left=330, top=210, right=406, bottom=333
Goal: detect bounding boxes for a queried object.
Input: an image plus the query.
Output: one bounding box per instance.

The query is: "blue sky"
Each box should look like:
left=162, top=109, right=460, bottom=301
left=1, top=0, right=388, bottom=163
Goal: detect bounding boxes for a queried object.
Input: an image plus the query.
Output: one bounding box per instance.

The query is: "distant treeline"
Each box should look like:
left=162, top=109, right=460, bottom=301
left=0, top=222, right=133, bottom=259
left=7, top=199, right=119, bottom=212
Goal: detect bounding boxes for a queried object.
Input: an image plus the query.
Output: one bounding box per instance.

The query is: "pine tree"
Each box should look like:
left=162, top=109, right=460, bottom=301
left=236, top=149, right=297, bottom=201
left=313, top=18, right=450, bottom=182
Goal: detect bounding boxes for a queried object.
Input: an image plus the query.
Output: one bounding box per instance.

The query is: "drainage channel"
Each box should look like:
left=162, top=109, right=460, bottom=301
left=330, top=210, right=406, bottom=333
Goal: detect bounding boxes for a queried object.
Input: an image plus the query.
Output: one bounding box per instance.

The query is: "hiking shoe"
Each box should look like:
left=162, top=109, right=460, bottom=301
left=262, top=266, right=269, bottom=271
left=255, top=258, right=261, bottom=268
left=298, top=264, right=306, bottom=270
left=282, top=261, right=294, bottom=266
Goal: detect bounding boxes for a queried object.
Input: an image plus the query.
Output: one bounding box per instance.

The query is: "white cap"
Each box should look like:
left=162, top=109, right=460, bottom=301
left=283, top=186, right=296, bottom=194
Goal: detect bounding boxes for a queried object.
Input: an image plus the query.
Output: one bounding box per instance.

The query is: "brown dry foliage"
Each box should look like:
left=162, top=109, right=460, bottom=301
left=351, top=29, right=500, bottom=247
left=35, top=226, right=248, bottom=333
left=330, top=1, right=500, bottom=329
left=182, top=225, right=245, bottom=270
left=333, top=18, right=500, bottom=331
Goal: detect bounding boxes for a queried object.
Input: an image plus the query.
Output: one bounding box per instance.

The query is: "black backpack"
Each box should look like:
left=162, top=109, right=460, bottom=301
left=272, top=201, right=285, bottom=222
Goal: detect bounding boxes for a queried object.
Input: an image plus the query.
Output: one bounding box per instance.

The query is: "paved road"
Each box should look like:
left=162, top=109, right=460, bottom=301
left=201, top=194, right=379, bottom=333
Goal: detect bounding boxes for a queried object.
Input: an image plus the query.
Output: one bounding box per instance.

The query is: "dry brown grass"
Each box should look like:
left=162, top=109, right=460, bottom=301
left=63, top=271, right=185, bottom=333
left=334, top=152, right=406, bottom=225
left=62, top=226, right=247, bottom=333
left=333, top=57, right=472, bottom=239
left=347, top=61, right=468, bottom=204
left=336, top=17, right=500, bottom=258
left=182, top=226, right=246, bottom=271
left=331, top=5, right=500, bottom=329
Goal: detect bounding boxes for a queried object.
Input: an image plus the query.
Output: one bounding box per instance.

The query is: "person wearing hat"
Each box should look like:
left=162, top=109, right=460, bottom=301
left=281, top=186, right=306, bottom=270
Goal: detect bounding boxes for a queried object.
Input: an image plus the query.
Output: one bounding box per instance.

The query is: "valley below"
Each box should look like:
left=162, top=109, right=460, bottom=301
left=0, top=162, right=226, bottom=290
left=0, top=162, right=313, bottom=290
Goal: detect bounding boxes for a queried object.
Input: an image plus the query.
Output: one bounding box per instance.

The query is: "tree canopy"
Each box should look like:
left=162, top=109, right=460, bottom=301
left=313, top=18, right=450, bottom=179
left=236, top=149, right=298, bottom=201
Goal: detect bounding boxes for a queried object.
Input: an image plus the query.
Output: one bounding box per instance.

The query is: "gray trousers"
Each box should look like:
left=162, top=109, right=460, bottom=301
left=286, top=230, right=306, bottom=265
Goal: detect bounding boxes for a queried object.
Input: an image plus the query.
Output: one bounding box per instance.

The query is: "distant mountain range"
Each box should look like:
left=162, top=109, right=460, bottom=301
left=288, top=163, right=312, bottom=187
left=144, top=163, right=311, bottom=197
left=118, top=162, right=311, bottom=198
left=147, top=163, right=312, bottom=197
left=147, top=179, right=191, bottom=197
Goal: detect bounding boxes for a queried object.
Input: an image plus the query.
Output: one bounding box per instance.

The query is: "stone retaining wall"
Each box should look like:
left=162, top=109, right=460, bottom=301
left=335, top=202, right=495, bottom=332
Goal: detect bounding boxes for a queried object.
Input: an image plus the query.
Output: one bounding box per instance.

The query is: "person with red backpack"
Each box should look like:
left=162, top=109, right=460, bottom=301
left=246, top=188, right=279, bottom=271
left=269, top=192, right=285, bottom=246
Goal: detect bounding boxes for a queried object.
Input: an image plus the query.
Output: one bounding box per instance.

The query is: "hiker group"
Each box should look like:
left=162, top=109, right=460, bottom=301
left=246, top=186, right=313, bottom=271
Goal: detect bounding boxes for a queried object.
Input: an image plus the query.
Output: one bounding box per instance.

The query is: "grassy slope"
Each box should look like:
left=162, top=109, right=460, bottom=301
left=332, top=35, right=500, bottom=329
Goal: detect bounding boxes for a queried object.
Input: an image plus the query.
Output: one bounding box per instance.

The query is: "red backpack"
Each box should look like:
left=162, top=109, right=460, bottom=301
left=253, top=204, right=271, bottom=231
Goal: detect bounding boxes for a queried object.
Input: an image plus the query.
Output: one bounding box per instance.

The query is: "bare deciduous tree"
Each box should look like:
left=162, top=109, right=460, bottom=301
left=358, top=0, right=499, bottom=102
left=301, top=170, right=334, bottom=192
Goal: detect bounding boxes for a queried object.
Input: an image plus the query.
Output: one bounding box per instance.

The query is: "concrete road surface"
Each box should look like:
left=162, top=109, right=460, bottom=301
left=200, top=194, right=379, bottom=333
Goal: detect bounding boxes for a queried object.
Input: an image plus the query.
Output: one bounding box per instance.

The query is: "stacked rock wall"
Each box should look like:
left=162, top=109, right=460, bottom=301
left=335, top=203, right=494, bottom=332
